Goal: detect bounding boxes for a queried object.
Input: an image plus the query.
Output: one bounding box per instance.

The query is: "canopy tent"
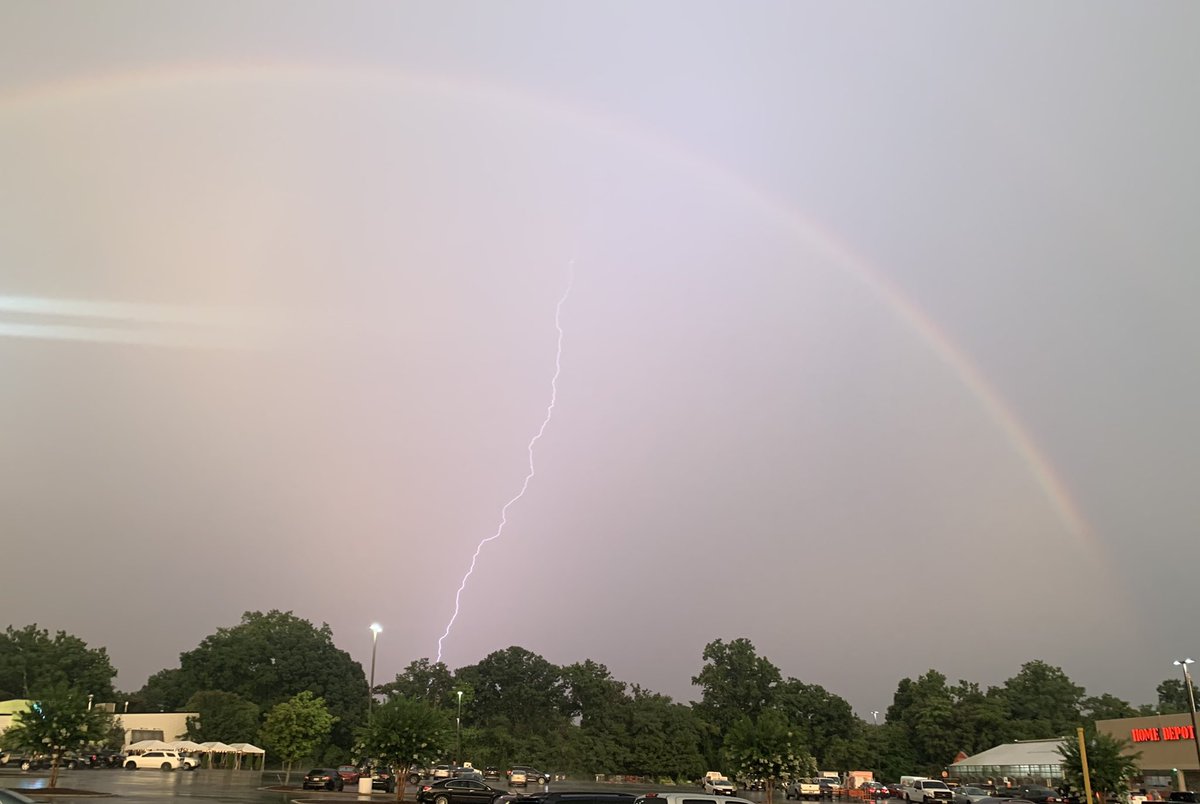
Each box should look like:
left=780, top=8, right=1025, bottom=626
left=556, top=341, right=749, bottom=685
left=197, top=741, right=236, bottom=752
left=170, top=740, right=203, bottom=752
left=126, top=739, right=171, bottom=752
left=226, top=743, right=265, bottom=754
left=227, top=742, right=266, bottom=769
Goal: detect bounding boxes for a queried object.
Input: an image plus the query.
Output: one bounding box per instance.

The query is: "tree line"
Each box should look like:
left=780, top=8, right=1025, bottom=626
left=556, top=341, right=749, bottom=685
left=1, top=616, right=1193, bottom=784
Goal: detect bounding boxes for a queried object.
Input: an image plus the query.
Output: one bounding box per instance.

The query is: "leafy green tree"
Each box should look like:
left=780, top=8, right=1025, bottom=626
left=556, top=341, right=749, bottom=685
left=0, top=684, right=114, bottom=788
left=723, top=711, right=817, bottom=804
left=951, top=681, right=1012, bottom=754
left=357, top=696, right=451, bottom=800
left=184, top=690, right=261, bottom=742
left=454, top=647, right=570, bottom=739
left=776, top=679, right=858, bottom=768
left=1156, top=678, right=1198, bottom=715
left=864, top=722, right=918, bottom=783
left=886, top=671, right=957, bottom=773
left=259, top=691, right=336, bottom=785
left=0, top=625, right=117, bottom=700
left=130, top=667, right=192, bottom=712
left=177, top=610, right=368, bottom=750
left=378, top=659, right=456, bottom=707
left=1002, top=661, right=1083, bottom=739
left=693, top=638, right=781, bottom=766
left=624, top=686, right=706, bottom=782
left=693, top=639, right=781, bottom=731
left=1081, top=694, right=1139, bottom=730
left=1058, top=732, right=1141, bottom=801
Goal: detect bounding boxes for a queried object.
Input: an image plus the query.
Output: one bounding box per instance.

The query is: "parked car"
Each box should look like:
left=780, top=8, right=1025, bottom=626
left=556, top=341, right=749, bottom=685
left=454, top=767, right=485, bottom=781
left=510, top=766, right=552, bottom=784
left=633, top=795, right=749, bottom=804
left=123, top=750, right=185, bottom=771
left=705, top=777, right=737, bottom=796
left=337, top=765, right=362, bottom=784
left=742, top=779, right=766, bottom=792
left=303, top=768, right=346, bottom=791
left=416, top=777, right=508, bottom=804
left=511, top=770, right=529, bottom=787
left=0, top=790, right=40, bottom=804
left=433, top=765, right=454, bottom=779
left=1010, top=787, right=1061, bottom=804
left=819, top=779, right=843, bottom=799
left=484, top=767, right=503, bottom=780
left=81, top=749, right=126, bottom=768
left=1168, top=794, right=1199, bottom=804
left=905, top=780, right=954, bottom=803
left=955, top=787, right=996, bottom=804
left=859, top=782, right=890, bottom=799
left=787, top=780, right=823, bottom=801
left=371, top=767, right=398, bottom=793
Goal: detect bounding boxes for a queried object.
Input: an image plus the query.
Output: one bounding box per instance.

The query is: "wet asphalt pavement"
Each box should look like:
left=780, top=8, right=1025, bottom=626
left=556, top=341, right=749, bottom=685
left=0, top=769, right=753, bottom=804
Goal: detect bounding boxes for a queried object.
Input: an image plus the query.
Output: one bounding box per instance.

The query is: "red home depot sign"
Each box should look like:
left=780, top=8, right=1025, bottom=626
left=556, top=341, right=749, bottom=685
left=1131, top=725, right=1196, bottom=742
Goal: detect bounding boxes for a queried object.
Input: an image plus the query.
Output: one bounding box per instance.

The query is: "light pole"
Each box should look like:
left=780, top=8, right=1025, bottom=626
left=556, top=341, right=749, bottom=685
left=368, top=623, right=382, bottom=724
left=1174, top=658, right=1200, bottom=786
left=456, top=690, right=464, bottom=768
left=871, top=710, right=880, bottom=726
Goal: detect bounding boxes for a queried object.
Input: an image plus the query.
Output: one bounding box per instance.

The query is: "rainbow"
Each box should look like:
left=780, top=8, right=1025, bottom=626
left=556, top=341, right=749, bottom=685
left=0, top=61, right=1090, bottom=541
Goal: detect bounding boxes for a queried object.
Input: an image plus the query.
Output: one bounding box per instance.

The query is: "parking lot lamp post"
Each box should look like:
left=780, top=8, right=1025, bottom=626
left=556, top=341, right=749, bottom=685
left=1173, top=658, right=1200, bottom=785
left=871, top=710, right=879, bottom=726
left=369, top=623, right=382, bottom=723
left=456, top=690, right=463, bottom=767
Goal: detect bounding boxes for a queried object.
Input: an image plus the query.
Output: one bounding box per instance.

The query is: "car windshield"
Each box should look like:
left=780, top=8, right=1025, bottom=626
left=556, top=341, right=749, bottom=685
left=925, top=783, right=948, bottom=789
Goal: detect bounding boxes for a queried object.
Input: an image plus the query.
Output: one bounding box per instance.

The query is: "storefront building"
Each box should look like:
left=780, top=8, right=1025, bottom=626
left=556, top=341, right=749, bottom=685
left=949, top=738, right=1069, bottom=786
left=1096, top=713, right=1200, bottom=790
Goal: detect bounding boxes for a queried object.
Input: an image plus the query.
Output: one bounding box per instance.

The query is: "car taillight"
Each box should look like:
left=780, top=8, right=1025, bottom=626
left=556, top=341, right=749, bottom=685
left=423, top=786, right=432, bottom=791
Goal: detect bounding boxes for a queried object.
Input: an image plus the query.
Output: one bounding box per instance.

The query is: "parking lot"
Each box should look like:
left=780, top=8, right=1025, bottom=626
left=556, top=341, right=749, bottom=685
left=0, top=768, right=773, bottom=804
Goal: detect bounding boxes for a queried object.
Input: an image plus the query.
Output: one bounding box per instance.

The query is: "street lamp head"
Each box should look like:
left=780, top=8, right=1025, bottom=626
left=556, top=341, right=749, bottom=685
left=1175, top=658, right=1195, bottom=667
left=457, top=690, right=463, bottom=700
left=370, top=623, right=382, bottom=634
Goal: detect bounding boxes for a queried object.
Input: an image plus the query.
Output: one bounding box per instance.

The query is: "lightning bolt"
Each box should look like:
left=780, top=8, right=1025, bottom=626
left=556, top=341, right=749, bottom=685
left=435, top=264, right=574, bottom=663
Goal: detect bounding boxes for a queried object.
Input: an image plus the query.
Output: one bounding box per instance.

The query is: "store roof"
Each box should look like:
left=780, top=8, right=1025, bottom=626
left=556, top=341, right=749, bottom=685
left=952, top=739, right=1070, bottom=767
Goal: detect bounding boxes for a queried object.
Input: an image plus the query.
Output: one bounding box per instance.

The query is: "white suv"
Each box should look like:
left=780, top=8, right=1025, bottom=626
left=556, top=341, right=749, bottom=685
left=124, top=750, right=186, bottom=771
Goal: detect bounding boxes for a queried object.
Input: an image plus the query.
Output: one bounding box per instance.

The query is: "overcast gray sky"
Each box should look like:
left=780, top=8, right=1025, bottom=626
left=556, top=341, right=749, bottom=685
left=3, top=2, right=1198, bottom=715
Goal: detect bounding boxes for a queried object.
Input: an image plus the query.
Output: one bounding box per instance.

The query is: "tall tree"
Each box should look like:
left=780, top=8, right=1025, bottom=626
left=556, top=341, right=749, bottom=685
left=357, top=696, right=451, bottom=800
left=1058, top=732, right=1141, bottom=801
left=723, top=711, right=817, bottom=804
left=1156, top=678, right=1198, bottom=715
left=693, top=639, right=781, bottom=730
left=184, top=690, right=261, bottom=743
left=378, top=659, right=456, bottom=707
left=259, top=691, right=335, bottom=785
left=454, top=646, right=569, bottom=739
left=885, top=671, right=957, bottom=773
left=0, top=684, right=114, bottom=788
left=1081, top=694, right=1139, bottom=729
left=776, top=679, right=859, bottom=769
left=1002, top=661, right=1084, bottom=738
left=177, top=610, right=368, bottom=749
left=950, top=681, right=1012, bottom=755
left=624, top=686, right=706, bottom=782
left=0, top=625, right=117, bottom=700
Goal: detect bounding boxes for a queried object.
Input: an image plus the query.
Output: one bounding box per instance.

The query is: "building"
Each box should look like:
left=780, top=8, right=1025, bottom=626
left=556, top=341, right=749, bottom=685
left=0, top=700, right=196, bottom=748
left=948, top=738, right=1070, bottom=786
left=1097, top=712, right=1200, bottom=790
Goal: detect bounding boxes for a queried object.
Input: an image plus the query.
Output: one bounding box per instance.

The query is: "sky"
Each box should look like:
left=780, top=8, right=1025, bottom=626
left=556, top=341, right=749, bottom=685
left=2, top=3, right=1199, bottom=717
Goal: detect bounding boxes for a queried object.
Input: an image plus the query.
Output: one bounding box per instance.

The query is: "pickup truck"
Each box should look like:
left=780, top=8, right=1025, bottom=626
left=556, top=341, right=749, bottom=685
left=906, top=780, right=954, bottom=803
left=787, top=779, right=823, bottom=800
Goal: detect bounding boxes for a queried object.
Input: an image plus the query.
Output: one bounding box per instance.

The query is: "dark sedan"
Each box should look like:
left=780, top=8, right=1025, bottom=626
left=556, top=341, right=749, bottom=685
left=417, top=778, right=508, bottom=804
left=302, top=768, right=345, bottom=791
